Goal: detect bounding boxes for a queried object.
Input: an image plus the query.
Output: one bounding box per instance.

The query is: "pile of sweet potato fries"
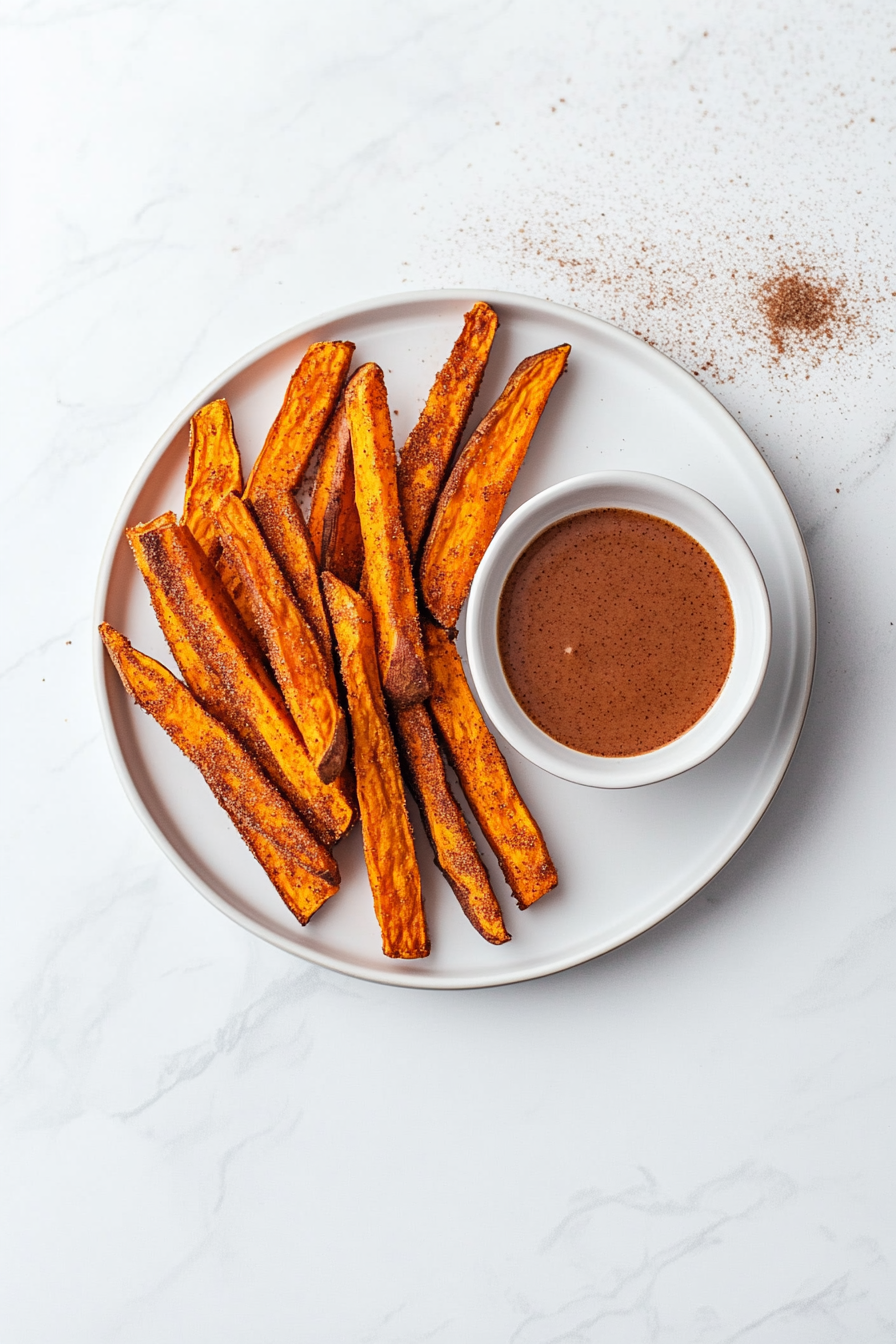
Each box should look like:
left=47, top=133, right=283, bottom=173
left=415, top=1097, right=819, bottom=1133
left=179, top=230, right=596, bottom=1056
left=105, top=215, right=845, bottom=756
left=101, top=304, right=570, bottom=958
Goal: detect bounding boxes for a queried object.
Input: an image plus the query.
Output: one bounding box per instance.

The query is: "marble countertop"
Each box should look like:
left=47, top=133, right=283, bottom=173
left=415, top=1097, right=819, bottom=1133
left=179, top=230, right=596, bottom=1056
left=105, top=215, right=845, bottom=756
left=2, top=1, right=893, bottom=1340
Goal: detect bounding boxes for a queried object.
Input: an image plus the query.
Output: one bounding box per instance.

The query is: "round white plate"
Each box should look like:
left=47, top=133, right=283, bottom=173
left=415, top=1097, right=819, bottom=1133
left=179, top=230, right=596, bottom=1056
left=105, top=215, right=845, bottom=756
left=95, top=290, right=815, bottom=990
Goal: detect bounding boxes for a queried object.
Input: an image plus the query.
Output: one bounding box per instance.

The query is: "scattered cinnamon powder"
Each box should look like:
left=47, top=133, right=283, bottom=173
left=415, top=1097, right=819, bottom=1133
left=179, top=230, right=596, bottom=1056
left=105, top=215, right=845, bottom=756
left=758, top=272, right=848, bottom=354
left=432, top=206, right=888, bottom=384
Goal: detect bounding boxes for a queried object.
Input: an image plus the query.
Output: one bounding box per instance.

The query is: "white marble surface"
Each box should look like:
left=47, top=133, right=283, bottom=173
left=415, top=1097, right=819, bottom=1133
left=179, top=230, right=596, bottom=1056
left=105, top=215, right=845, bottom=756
left=2, top=1, right=894, bottom=1339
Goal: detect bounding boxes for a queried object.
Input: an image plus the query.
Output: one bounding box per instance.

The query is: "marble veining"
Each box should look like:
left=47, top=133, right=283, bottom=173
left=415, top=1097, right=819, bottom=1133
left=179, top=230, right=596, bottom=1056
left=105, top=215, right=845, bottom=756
left=1, top=0, right=894, bottom=1340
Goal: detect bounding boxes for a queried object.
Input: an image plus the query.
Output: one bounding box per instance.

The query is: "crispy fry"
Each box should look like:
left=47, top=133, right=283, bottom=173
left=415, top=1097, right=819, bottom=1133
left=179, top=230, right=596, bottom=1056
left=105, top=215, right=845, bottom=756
left=100, top=624, right=339, bottom=924
left=419, top=344, right=571, bottom=628
left=243, top=341, right=355, bottom=498
left=216, top=548, right=264, bottom=648
left=397, top=302, right=498, bottom=561
left=422, top=620, right=557, bottom=908
left=215, top=491, right=348, bottom=783
left=394, top=702, right=509, bottom=945
left=130, top=510, right=265, bottom=706
left=308, top=392, right=364, bottom=587
left=182, top=399, right=243, bottom=562
left=242, top=340, right=353, bottom=683
left=248, top=491, right=336, bottom=685
left=346, top=363, right=429, bottom=707
left=128, top=513, right=354, bottom=848
left=323, top=573, right=429, bottom=959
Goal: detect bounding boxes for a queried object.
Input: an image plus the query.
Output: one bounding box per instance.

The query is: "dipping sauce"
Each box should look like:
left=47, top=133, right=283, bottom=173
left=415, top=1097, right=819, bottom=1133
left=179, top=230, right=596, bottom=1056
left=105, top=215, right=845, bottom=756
left=498, top=508, right=735, bottom=757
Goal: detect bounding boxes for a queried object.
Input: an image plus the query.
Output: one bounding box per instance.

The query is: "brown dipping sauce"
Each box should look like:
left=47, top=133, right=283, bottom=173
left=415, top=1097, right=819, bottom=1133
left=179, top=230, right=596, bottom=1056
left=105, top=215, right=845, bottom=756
left=498, top=508, right=735, bottom=757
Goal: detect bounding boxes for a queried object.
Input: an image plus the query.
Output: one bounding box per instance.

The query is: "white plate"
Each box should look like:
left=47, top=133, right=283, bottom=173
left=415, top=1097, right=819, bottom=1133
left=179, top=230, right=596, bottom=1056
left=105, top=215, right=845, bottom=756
left=94, top=290, right=815, bottom=990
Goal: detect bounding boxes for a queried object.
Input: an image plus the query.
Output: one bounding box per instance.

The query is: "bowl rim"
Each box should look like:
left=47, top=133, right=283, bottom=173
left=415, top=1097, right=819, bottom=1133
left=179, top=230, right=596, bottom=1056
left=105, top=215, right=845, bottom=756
left=465, top=469, right=773, bottom=789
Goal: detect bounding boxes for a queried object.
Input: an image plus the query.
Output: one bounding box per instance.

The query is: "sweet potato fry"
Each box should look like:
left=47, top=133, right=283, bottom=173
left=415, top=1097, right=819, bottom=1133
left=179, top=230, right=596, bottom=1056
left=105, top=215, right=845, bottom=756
left=215, top=491, right=348, bottom=783
left=248, top=492, right=336, bottom=684
left=323, top=573, right=429, bottom=959
left=307, top=392, right=364, bottom=586
left=394, top=702, right=509, bottom=945
left=419, top=344, right=571, bottom=628
left=100, top=624, right=339, bottom=923
left=422, top=620, right=557, bottom=908
left=242, top=341, right=353, bottom=681
left=243, top=341, right=355, bottom=499
left=182, top=399, right=243, bottom=563
left=215, top=548, right=264, bottom=648
left=346, top=362, right=429, bottom=707
left=128, top=513, right=354, bottom=848
left=130, top=510, right=257, bottom=699
left=397, top=301, right=498, bottom=561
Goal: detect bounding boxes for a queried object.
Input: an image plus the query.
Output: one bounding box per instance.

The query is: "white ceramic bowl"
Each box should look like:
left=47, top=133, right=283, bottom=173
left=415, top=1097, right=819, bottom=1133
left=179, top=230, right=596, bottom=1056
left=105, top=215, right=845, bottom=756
left=465, top=471, right=772, bottom=788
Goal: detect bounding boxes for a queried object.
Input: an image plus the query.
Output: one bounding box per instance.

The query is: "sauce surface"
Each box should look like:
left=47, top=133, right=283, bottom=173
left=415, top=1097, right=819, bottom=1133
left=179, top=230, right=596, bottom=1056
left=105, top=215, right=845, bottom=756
left=498, top=508, right=735, bottom=757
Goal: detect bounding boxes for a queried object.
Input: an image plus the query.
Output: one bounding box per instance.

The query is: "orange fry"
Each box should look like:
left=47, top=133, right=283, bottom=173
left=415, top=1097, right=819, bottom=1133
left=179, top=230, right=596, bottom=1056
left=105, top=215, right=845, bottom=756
left=130, top=510, right=263, bottom=698
left=100, top=624, right=339, bottom=924
left=128, top=513, right=354, bottom=848
left=182, top=399, right=243, bottom=562
left=242, top=340, right=354, bottom=682
left=397, top=301, right=498, bottom=561
left=323, top=573, right=429, bottom=959
left=248, top=491, right=336, bottom=685
left=243, top=340, right=355, bottom=499
left=422, top=620, right=557, bottom=909
left=308, top=391, right=364, bottom=587
left=346, top=362, right=429, bottom=707
left=419, top=344, right=570, bottom=628
left=215, top=492, right=348, bottom=784
left=215, top=548, right=264, bottom=649
left=394, top=702, right=509, bottom=945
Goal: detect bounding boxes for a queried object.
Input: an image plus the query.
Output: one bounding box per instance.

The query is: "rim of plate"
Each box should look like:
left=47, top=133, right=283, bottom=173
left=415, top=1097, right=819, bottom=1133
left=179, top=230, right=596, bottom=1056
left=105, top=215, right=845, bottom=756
left=93, top=288, right=817, bottom=990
